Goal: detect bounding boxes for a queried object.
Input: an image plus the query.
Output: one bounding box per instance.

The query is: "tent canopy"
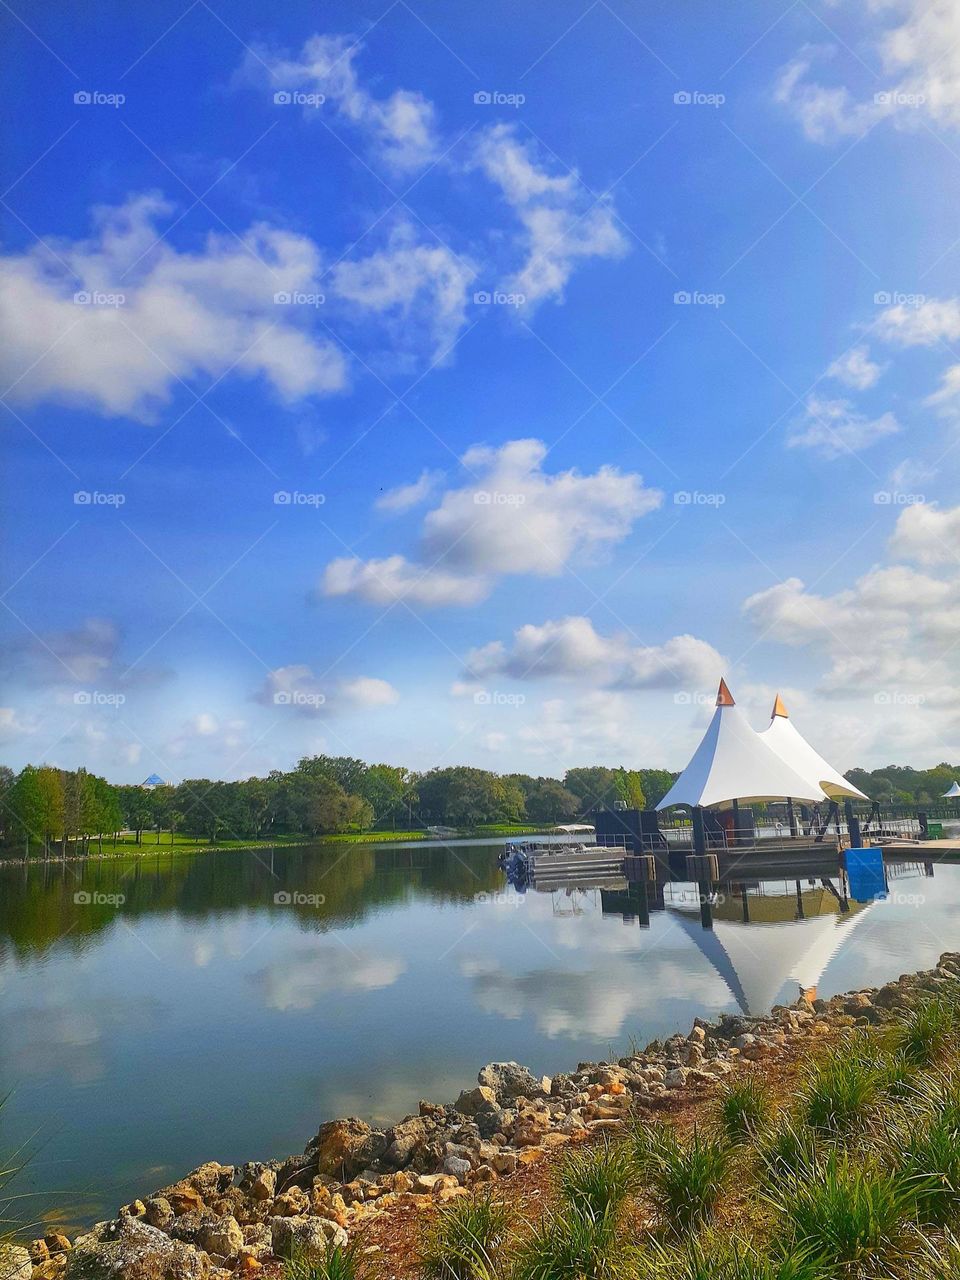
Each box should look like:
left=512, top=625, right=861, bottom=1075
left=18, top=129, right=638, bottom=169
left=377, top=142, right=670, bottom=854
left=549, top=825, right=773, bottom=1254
left=657, top=680, right=827, bottom=811
left=943, top=781, right=960, bottom=798
left=760, top=696, right=868, bottom=801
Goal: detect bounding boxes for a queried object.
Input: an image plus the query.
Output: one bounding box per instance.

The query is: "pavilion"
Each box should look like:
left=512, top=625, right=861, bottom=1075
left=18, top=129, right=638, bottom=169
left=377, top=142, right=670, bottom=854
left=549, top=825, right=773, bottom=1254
left=760, top=695, right=868, bottom=801
left=943, top=781, right=960, bottom=799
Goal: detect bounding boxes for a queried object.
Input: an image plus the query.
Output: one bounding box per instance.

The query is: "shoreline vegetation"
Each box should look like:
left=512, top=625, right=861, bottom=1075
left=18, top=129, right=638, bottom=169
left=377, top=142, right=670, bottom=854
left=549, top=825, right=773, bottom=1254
left=7, top=954, right=960, bottom=1279
left=4, top=754, right=958, bottom=868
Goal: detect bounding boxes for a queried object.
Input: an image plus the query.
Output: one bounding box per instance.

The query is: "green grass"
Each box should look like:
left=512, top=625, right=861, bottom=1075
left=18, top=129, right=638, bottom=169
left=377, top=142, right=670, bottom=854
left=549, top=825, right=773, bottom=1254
left=756, top=1120, right=826, bottom=1190
left=511, top=1206, right=627, bottom=1280
left=797, top=1045, right=881, bottom=1137
left=630, top=1122, right=731, bottom=1234
left=894, top=997, right=957, bottom=1067
left=284, top=1240, right=372, bottom=1280
left=772, top=1152, right=921, bottom=1272
left=890, top=1106, right=960, bottom=1227
left=716, top=1075, right=772, bottom=1143
left=556, top=1142, right=638, bottom=1220
left=418, top=1192, right=510, bottom=1280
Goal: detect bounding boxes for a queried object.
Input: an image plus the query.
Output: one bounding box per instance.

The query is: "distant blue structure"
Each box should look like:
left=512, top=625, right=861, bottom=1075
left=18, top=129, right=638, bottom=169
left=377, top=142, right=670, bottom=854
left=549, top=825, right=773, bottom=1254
left=845, top=846, right=888, bottom=902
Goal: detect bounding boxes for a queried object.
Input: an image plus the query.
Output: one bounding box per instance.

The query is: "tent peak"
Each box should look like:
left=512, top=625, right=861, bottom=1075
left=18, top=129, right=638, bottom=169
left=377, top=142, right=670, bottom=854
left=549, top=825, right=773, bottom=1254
left=771, top=693, right=789, bottom=719
left=716, top=678, right=735, bottom=707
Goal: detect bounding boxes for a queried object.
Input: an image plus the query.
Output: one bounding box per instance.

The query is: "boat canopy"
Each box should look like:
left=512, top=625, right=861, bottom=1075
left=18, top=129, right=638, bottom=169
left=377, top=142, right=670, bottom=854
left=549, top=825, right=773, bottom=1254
left=759, top=695, right=868, bottom=801
left=657, top=680, right=827, bottom=811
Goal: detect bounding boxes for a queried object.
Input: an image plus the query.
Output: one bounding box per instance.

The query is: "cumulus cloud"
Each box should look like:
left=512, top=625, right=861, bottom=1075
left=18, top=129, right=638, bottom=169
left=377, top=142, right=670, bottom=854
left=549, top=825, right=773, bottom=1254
left=787, top=396, right=899, bottom=457
left=251, top=942, right=406, bottom=1011
left=0, top=194, right=348, bottom=418
left=321, top=439, right=661, bottom=607
left=464, top=615, right=724, bottom=690
left=254, top=664, right=399, bottom=715
left=777, top=1, right=960, bottom=141
left=742, top=504, right=960, bottom=734
left=0, top=616, right=168, bottom=692
left=375, top=469, right=443, bottom=513
left=329, top=223, right=476, bottom=363
left=826, top=345, right=883, bottom=390
left=248, top=33, right=439, bottom=172
left=875, top=297, right=960, bottom=346
left=472, top=125, right=628, bottom=305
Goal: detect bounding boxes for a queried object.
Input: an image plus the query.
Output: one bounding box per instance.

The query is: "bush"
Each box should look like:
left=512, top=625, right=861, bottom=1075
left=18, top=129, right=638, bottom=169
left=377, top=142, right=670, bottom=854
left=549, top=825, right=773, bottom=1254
left=716, top=1076, right=772, bottom=1143
left=419, top=1192, right=510, bottom=1280
left=773, top=1151, right=920, bottom=1270
left=630, top=1122, right=730, bottom=1234
left=511, top=1205, right=627, bottom=1280
left=557, top=1142, right=638, bottom=1220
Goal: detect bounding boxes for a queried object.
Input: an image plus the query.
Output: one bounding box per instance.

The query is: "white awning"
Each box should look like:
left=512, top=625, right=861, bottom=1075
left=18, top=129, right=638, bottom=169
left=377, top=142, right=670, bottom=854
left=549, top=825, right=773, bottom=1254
left=759, top=695, right=869, bottom=801
left=943, top=781, right=960, bottom=798
left=657, top=680, right=827, bottom=810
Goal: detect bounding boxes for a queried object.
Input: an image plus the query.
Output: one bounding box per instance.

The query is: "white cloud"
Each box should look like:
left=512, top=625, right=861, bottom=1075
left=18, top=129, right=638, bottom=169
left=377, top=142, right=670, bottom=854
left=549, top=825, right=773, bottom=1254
left=250, top=34, right=439, bottom=172
left=777, top=2, right=960, bottom=141
left=191, top=713, right=219, bottom=736
left=330, top=223, right=476, bottom=363
left=0, top=194, right=348, bottom=418
left=472, top=125, right=628, bottom=305
left=925, top=363, right=960, bottom=409
left=888, top=501, right=960, bottom=566
left=826, top=344, right=883, bottom=390
left=375, top=468, right=443, bottom=513
left=465, top=615, right=724, bottom=690
left=787, top=395, right=899, bottom=457
left=254, top=664, right=399, bottom=714
left=252, top=942, right=406, bottom=1011
left=875, top=297, right=960, bottom=347
left=321, top=439, right=661, bottom=606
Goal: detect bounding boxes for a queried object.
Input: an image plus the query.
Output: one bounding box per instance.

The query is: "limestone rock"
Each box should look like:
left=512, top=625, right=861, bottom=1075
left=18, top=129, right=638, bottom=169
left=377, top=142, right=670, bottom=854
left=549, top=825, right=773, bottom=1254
left=0, top=1245, right=32, bottom=1280
left=64, top=1218, right=209, bottom=1280
left=453, top=1085, right=498, bottom=1117
left=269, top=1216, right=347, bottom=1263
left=477, top=1062, right=547, bottom=1105
left=197, top=1217, right=243, bottom=1259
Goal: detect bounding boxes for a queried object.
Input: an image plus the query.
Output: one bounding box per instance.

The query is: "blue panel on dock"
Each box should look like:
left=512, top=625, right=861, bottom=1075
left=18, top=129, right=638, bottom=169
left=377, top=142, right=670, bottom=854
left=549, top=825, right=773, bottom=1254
left=845, top=846, right=888, bottom=902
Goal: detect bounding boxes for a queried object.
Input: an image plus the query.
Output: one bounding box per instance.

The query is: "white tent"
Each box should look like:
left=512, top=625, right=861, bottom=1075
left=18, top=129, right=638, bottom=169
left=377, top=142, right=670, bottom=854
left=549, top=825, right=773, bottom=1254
left=943, top=781, right=960, bottom=798
left=657, top=680, right=826, bottom=811
left=760, top=695, right=868, bottom=801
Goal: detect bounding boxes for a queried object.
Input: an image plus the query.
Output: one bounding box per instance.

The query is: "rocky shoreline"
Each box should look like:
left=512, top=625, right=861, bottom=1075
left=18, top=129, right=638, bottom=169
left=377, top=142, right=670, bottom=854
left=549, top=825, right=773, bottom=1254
left=9, top=951, right=960, bottom=1280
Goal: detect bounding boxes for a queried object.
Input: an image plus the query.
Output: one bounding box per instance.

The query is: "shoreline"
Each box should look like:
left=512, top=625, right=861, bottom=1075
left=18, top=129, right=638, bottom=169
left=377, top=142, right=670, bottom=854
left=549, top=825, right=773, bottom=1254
left=16, top=950, right=960, bottom=1280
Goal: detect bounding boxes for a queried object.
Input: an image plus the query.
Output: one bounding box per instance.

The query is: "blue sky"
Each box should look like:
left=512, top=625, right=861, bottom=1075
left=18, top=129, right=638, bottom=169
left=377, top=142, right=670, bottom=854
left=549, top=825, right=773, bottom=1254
left=2, top=0, right=959, bottom=782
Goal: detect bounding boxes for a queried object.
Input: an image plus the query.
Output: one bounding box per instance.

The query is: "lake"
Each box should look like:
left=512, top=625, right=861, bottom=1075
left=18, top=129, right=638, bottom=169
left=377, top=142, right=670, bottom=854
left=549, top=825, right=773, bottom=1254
left=1, top=839, right=957, bottom=1229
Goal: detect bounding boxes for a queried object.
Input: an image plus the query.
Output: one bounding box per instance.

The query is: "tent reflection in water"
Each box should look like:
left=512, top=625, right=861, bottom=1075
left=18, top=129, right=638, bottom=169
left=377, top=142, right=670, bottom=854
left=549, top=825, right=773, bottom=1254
left=666, top=884, right=875, bottom=1015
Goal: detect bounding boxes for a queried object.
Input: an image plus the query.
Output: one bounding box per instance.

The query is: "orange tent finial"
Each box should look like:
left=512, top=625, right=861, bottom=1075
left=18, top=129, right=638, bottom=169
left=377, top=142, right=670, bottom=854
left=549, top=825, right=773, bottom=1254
left=716, top=678, right=735, bottom=707
left=772, top=693, right=789, bottom=719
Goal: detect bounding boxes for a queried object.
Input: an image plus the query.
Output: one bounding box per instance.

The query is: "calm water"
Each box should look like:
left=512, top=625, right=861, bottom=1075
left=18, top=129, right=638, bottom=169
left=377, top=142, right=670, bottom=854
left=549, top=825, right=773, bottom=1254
left=1, top=840, right=957, bottom=1228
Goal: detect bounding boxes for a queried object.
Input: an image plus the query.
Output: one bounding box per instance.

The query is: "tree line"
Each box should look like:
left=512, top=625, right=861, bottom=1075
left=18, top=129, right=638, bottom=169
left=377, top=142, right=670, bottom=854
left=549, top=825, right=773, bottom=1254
left=0, top=758, right=678, bottom=853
